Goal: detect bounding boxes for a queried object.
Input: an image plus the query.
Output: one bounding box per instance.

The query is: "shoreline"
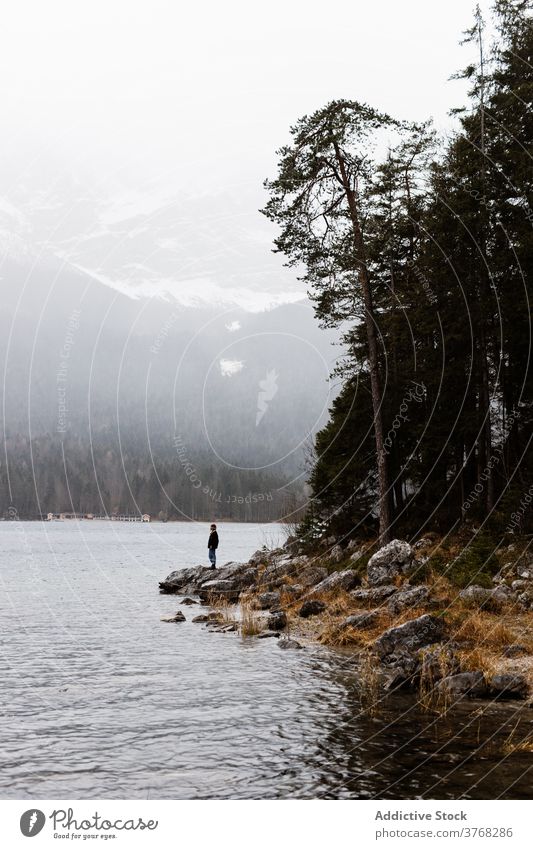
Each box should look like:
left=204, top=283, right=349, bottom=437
left=159, top=534, right=533, bottom=711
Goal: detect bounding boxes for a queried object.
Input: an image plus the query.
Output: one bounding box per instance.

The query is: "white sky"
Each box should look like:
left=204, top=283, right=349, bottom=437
left=1, top=0, right=494, bottom=187
left=0, top=0, right=495, bottom=305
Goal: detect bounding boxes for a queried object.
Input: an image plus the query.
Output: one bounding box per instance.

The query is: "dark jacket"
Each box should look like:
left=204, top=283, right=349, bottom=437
left=208, top=530, right=219, bottom=550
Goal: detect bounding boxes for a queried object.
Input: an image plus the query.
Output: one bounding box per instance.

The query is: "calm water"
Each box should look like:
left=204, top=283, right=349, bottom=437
left=1, top=520, right=532, bottom=799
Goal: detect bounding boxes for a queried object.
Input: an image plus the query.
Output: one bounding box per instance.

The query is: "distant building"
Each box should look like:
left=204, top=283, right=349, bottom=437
left=142, top=514, right=150, bottom=523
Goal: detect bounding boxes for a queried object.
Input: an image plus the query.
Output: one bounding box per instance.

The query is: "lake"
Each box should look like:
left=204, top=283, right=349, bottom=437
left=1, top=520, right=532, bottom=799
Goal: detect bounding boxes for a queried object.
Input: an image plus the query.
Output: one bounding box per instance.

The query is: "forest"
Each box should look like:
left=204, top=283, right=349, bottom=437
left=263, top=0, right=533, bottom=544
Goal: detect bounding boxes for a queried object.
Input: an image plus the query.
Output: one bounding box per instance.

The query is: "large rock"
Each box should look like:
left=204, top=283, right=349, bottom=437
left=342, top=610, right=379, bottom=630
left=388, top=585, right=430, bottom=615
left=367, top=539, right=414, bottom=586
left=311, top=570, right=360, bottom=595
left=298, top=599, right=326, bottom=618
left=488, top=673, right=529, bottom=699
left=159, top=561, right=257, bottom=598
left=278, top=638, right=302, bottom=650
left=160, top=611, right=186, bottom=623
left=248, top=549, right=270, bottom=567
left=159, top=565, right=213, bottom=594
left=256, top=591, right=281, bottom=610
left=298, top=565, right=328, bottom=588
left=459, top=585, right=507, bottom=612
left=351, top=585, right=398, bottom=606
left=373, top=614, right=446, bottom=659
left=267, top=611, right=287, bottom=631
left=437, top=671, right=488, bottom=699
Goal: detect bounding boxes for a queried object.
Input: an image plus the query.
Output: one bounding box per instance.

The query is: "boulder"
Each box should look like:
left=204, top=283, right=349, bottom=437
left=267, top=611, right=287, bottom=631
left=388, top=585, right=430, bottom=615
left=298, top=600, right=326, bottom=618
left=261, top=559, right=298, bottom=586
left=437, top=671, right=488, bottom=699
left=373, top=614, right=446, bottom=659
left=351, top=585, right=398, bottom=606
left=256, top=591, right=281, bottom=610
left=160, top=611, right=186, bottom=623
left=192, top=612, right=223, bottom=623
left=180, top=597, right=198, bottom=605
left=159, top=565, right=213, bottom=594
left=280, top=583, right=303, bottom=598
left=311, top=570, right=360, bottom=595
left=488, top=674, right=529, bottom=699
left=458, top=585, right=496, bottom=608
left=342, top=610, right=379, bottom=630
left=367, top=539, right=414, bottom=586
left=248, top=548, right=270, bottom=567
left=159, top=562, right=257, bottom=597
left=257, top=631, right=281, bottom=639
left=298, top=565, right=328, bottom=588
left=278, top=639, right=302, bottom=650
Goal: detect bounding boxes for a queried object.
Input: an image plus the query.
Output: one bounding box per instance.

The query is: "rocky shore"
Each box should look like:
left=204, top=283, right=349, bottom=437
left=159, top=535, right=533, bottom=707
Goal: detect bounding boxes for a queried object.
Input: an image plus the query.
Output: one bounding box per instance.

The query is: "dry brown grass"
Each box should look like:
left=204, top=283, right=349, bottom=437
left=501, top=721, right=533, bottom=755
left=239, top=594, right=262, bottom=637
left=418, top=645, right=456, bottom=715
left=358, top=649, right=382, bottom=716
left=457, top=647, right=498, bottom=677
left=206, top=593, right=235, bottom=624
left=451, top=611, right=516, bottom=651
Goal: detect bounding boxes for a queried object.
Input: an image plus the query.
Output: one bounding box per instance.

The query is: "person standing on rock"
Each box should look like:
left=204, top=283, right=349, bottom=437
left=208, top=523, right=219, bottom=569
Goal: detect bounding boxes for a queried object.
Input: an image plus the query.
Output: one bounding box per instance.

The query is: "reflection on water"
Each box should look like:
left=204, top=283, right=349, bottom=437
left=0, top=521, right=532, bottom=799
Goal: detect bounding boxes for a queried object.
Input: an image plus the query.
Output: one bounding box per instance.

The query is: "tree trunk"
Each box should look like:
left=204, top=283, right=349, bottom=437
left=334, top=143, right=392, bottom=544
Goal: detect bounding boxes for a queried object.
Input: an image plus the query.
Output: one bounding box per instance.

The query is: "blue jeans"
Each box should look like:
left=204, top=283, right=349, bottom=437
left=208, top=548, right=216, bottom=568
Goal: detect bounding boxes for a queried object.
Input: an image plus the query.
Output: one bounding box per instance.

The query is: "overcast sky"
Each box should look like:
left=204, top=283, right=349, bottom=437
left=0, top=0, right=495, bottom=306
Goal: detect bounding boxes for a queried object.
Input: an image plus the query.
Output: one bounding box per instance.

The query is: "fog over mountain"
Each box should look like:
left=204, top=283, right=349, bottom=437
left=0, top=240, right=338, bottom=520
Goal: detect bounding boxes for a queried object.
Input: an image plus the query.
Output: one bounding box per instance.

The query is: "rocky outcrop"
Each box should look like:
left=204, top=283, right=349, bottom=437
left=387, top=585, right=430, bottom=615
left=351, top=585, right=398, bottom=605
left=458, top=585, right=503, bottom=611
left=311, top=569, right=360, bottom=595
left=159, top=562, right=258, bottom=602
left=373, top=614, right=446, bottom=659
left=298, top=565, right=328, bottom=589
left=342, top=610, right=379, bottom=630
left=367, top=539, right=414, bottom=586
left=437, top=671, right=488, bottom=699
